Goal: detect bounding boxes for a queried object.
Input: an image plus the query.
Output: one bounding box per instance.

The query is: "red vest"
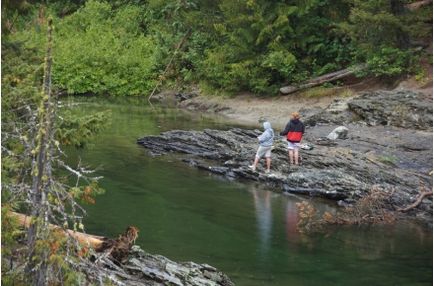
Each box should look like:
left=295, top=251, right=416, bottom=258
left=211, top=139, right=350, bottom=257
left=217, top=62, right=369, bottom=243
left=287, top=131, right=303, bottom=142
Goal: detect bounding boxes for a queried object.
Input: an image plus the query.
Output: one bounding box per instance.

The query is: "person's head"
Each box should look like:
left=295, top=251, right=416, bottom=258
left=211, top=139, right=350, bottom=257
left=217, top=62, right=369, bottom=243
left=258, top=117, right=267, bottom=124
left=291, top=112, right=300, bottom=120
left=263, top=121, right=272, bottom=130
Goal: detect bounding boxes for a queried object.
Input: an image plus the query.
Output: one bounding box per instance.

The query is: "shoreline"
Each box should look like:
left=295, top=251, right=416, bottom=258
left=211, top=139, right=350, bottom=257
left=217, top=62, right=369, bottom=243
left=155, top=77, right=432, bottom=129
left=147, top=87, right=433, bottom=226
left=154, top=74, right=433, bottom=129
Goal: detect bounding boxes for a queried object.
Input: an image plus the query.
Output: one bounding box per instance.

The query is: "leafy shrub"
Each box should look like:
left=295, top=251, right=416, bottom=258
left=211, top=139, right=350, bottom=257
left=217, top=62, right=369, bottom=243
left=261, top=50, right=297, bottom=78
left=365, top=47, right=412, bottom=76
left=53, top=0, right=157, bottom=96
left=5, top=0, right=429, bottom=97
left=199, top=47, right=237, bottom=92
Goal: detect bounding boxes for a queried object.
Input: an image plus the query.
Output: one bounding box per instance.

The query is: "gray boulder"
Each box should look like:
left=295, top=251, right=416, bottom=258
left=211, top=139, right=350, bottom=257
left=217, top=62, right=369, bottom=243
left=303, top=90, right=432, bottom=129
left=348, top=90, right=433, bottom=130
left=327, top=126, right=349, bottom=140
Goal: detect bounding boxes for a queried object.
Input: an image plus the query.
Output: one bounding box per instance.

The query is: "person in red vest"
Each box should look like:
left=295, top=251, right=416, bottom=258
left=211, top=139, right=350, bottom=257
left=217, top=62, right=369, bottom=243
left=280, top=112, right=305, bottom=166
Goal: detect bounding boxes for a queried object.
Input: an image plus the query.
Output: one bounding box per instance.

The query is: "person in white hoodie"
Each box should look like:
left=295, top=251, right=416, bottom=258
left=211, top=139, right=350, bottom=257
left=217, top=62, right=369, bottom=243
left=249, top=121, right=274, bottom=173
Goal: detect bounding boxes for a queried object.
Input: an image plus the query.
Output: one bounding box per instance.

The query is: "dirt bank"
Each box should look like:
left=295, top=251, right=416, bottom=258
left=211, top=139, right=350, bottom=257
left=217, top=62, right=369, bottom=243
left=156, top=77, right=432, bottom=130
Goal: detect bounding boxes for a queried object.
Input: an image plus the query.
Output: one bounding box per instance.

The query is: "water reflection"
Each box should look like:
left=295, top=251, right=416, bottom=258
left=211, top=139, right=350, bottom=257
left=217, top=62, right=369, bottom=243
left=68, top=98, right=432, bottom=286
left=285, top=199, right=300, bottom=244
left=250, top=186, right=313, bottom=252
left=250, top=187, right=310, bottom=253
left=333, top=223, right=433, bottom=261
left=251, top=186, right=272, bottom=258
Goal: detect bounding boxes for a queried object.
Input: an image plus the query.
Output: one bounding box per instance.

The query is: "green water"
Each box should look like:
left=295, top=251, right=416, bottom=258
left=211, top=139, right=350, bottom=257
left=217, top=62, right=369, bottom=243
left=64, top=98, right=432, bottom=286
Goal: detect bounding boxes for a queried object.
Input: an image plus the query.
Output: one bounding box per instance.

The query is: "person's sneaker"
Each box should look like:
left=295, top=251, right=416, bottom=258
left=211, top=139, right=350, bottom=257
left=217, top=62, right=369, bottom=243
left=248, top=165, right=256, bottom=171
left=265, top=169, right=270, bottom=174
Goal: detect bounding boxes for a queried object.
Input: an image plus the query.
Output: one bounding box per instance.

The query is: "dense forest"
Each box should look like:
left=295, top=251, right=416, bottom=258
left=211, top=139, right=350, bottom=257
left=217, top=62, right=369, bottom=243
left=1, top=0, right=432, bottom=285
left=3, top=0, right=432, bottom=96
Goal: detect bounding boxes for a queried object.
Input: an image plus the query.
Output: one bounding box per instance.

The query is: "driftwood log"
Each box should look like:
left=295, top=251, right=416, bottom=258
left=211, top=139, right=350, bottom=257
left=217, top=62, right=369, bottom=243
left=405, top=0, right=432, bottom=11
left=279, top=65, right=365, bottom=95
left=95, top=226, right=139, bottom=264
left=9, top=211, right=138, bottom=264
left=397, top=191, right=433, bottom=212
left=9, top=212, right=235, bottom=285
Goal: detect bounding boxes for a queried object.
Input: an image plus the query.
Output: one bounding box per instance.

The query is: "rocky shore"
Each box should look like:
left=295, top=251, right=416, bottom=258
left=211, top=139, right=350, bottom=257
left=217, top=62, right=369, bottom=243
left=90, top=245, right=233, bottom=286
left=139, top=90, right=433, bottom=224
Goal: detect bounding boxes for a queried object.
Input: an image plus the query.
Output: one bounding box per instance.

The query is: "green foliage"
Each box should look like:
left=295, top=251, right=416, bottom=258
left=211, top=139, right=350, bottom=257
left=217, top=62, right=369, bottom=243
left=261, top=50, right=297, bottom=78
left=2, top=10, right=110, bottom=284
left=341, top=0, right=429, bottom=77
left=53, top=0, right=157, bottom=96
left=300, top=86, right=336, bottom=98
left=1, top=36, right=44, bottom=189
left=365, top=47, right=412, bottom=76
left=4, top=0, right=432, bottom=97
left=414, top=67, right=430, bottom=85
left=1, top=207, right=89, bottom=285
left=1, top=206, right=22, bottom=256
left=6, top=0, right=431, bottom=96
left=1, top=206, right=26, bottom=285
left=404, top=2, right=432, bottom=40
left=160, top=0, right=355, bottom=94
left=1, top=39, right=43, bottom=119
left=345, top=4, right=406, bottom=51
left=180, top=0, right=428, bottom=92
left=377, top=154, right=398, bottom=166
left=57, top=109, right=110, bottom=147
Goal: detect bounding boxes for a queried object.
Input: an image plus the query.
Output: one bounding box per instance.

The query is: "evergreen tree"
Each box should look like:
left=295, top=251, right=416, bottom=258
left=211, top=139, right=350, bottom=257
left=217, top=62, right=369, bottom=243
left=2, top=11, right=107, bottom=285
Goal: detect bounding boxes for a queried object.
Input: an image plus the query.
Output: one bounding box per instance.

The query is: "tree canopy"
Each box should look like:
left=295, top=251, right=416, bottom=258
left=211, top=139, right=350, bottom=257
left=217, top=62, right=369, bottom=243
left=3, top=0, right=432, bottom=97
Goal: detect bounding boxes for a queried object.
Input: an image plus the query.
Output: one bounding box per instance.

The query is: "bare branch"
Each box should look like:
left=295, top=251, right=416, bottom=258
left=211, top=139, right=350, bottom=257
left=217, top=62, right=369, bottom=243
left=398, top=191, right=433, bottom=212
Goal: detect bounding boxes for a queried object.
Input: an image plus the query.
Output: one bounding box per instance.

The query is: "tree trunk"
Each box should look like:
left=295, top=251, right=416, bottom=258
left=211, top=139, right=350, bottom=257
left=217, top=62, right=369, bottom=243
left=391, top=0, right=410, bottom=49
left=148, top=29, right=192, bottom=105
left=11, top=212, right=105, bottom=249
left=25, top=18, right=54, bottom=285
left=11, top=211, right=139, bottom=264
left=279, top=65, right=365, bottom=95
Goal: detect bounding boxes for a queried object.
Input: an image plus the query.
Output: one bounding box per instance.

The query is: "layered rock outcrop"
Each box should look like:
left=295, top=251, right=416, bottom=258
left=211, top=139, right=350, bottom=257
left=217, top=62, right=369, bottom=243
left=138, top=90, right=433, bottom=223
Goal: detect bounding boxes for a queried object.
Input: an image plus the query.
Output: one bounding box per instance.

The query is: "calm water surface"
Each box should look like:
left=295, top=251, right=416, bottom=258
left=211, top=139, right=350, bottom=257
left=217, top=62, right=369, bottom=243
left=64, top=97, right=432, bottom=286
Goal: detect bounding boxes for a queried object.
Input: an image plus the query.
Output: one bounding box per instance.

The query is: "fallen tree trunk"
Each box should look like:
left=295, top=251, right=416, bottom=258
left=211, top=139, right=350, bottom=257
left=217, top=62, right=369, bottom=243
left=405, top=0, right=432, bottom=11
left=10, top=211, right=140, bottom=264
left=10, top=211, right=105, bottom=248
left=279, top=65, right=365, bottom=95
left=8, top=212, right=234, bottom=285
